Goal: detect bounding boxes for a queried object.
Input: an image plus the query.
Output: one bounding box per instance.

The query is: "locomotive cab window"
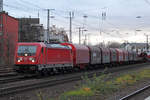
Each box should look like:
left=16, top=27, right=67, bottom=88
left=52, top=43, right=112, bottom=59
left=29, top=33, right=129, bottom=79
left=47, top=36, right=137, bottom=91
left=17, top=45, right=37, bottom=56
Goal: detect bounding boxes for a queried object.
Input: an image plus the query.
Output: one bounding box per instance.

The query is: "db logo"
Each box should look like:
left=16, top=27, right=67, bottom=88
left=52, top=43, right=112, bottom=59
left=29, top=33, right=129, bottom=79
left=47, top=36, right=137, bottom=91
left=24, top=57, right=27, bottom=61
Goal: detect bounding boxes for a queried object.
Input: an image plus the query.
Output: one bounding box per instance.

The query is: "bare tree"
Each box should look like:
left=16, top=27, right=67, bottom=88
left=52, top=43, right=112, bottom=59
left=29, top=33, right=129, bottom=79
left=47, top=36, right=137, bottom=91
left=107, top=42, right=121, bottom=48
left=95, top=42, right=105, bottom=47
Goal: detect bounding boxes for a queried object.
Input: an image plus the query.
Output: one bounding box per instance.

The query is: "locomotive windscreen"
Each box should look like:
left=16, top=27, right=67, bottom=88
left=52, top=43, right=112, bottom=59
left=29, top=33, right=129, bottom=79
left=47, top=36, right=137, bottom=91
left=17, top=46, right=37, bottom=56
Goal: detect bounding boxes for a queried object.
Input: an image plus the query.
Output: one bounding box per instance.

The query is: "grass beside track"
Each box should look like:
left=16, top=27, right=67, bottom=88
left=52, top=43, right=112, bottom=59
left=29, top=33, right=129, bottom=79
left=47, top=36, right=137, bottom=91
left=58, top=68, right=150, bottom=100
left=1, top=63, right=148, bottom=100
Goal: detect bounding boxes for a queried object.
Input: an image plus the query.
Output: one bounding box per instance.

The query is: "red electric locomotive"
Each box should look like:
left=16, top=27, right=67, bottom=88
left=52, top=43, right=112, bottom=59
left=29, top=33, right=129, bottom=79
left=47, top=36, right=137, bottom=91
left=14, top=42, right=73, bottom=73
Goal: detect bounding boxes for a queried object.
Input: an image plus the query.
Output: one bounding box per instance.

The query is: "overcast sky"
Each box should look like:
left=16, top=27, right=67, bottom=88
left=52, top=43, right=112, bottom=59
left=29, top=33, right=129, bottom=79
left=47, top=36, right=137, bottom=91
left=3, top=0, right=150, bottom=44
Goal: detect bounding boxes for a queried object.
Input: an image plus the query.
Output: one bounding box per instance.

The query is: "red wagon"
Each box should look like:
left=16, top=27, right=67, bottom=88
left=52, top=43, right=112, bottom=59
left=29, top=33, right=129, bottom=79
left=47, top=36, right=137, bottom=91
left=61, top=43, right=89, bottom=69
left=116, top=49, right=124, bottom=63
left=100, top=48, right=111, bottom=64
left=110, top=48, right=117, bottom=64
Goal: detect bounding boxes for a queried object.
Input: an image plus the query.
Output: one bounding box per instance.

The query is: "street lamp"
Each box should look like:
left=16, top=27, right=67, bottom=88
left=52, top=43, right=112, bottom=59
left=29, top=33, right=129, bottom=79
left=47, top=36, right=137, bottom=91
left=83, top=15, right=88, bottom=28
left=135, top=29, right=142, bottom=35
left=136, top=16, right=142, bottom=18
left=83, top=29, right=88, bottom=45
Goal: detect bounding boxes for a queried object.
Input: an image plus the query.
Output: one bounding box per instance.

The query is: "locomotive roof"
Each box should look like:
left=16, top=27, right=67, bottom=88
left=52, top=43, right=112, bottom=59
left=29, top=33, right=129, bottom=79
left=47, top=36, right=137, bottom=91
left=18, top=42, right=71, bottom=49
left=18, top=42, right=45, bottom=45
left=45, top=43, right=71, bottom=49
left=61, top=43, right=89, bottom=50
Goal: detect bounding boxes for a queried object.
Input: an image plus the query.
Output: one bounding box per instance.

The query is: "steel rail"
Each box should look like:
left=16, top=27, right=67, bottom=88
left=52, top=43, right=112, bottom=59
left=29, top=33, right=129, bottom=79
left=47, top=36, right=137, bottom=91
left=0, top=74, right=36, bottom=84
left=0, top=72, right=17, bottom=77
left=0, top=62, right=149, bottom=97
left=119, top=84, right=150, bottom=100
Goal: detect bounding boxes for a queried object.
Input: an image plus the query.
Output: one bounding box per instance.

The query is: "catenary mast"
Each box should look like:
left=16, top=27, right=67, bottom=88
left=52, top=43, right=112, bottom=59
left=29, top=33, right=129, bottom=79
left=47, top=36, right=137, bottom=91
left=0, top=0, right=3, bottom=12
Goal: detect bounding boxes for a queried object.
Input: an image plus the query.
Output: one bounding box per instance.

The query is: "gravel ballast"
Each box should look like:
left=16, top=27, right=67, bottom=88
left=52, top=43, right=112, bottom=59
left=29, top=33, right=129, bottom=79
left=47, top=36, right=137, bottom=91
left=1, top=64, right=150, bottom=100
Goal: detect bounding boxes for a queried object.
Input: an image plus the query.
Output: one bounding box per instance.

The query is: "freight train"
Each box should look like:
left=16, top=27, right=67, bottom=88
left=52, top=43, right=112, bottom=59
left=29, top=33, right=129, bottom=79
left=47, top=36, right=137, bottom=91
left=14, top=42, right=143, bottom=74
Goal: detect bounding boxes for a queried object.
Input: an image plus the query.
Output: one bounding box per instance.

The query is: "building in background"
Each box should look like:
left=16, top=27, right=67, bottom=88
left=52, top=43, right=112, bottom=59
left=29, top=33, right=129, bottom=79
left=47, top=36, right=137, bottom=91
left=0, top=12, right=18, bottom=69
left=120, top=42, right=148, bottom=54
left=18, top=18, right=44, bottom=42
left=18, top=18, right=68, bottom=43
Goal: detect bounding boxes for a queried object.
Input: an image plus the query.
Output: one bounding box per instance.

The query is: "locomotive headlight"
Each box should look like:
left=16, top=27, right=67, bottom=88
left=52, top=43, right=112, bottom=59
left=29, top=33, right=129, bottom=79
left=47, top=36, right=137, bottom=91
left=29, top=57, right=35, bottom=63
left=32, top=60, right=35, bottom=63
left=17, top=57, right=23, bottom=62
left=29, top=57, right=33, bottom=61
left=25, top=54, right=28, bottom=56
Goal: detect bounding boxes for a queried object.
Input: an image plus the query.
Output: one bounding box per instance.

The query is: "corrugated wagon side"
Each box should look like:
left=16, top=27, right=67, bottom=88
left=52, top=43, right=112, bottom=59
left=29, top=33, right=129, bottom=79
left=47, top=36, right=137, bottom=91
left=88, top=46, right=101, bottom=65
left=110, top=48, right=117, bottom=65
left=100, top=48, right=111, bottom=64
left=61, top=43, right=89, bottom=69
left=116, top=49, right=124, bottom=64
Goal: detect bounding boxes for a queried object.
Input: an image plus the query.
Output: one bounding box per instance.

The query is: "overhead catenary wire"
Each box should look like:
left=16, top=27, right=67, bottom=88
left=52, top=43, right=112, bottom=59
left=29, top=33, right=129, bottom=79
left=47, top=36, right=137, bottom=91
left=4, top=3, right=80, bottom=29
left=18, top=0, right=45, bottom=10
left=4, top=0, right=130, bottom=39
left=54, top=11, right=101, bottom=32
left=144, top=0, right=150, bottom=5
left=4, top=4, right=40, bottom=13
left=5, top=0, right=120, bottom=32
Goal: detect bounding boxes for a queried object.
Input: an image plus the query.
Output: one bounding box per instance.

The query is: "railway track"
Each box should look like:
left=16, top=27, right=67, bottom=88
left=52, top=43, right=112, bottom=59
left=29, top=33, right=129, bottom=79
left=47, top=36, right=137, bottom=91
left=0, top=76, right=24, bottom=84
left=0, top=66, right=14, bottom=74
left=119, top=84, right=150, bottom=100
left=0, top=63, right=149, bottom=97
left=0, top=72, right=17, bottom=77
left=0, top=74, right=36, bottom=84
